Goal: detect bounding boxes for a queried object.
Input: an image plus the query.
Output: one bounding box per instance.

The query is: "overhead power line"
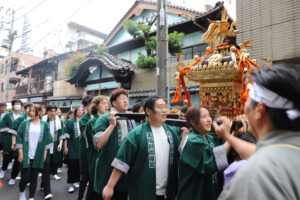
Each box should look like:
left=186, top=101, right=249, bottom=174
left=15, top=0, right=40, bottom=12
left=15, top=0, right=48, bottom=22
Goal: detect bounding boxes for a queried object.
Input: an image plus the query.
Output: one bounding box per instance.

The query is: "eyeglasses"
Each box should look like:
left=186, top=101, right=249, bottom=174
left=156, top=104, right=169, bottom=110
left=118, top=96, right=128, bottom=101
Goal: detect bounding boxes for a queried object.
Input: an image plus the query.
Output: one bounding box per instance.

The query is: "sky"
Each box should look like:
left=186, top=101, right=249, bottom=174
left=0, top=0, right=236, bottom=57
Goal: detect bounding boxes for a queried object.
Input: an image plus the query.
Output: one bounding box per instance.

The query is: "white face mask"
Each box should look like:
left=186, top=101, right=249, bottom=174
left=14, top=105, right=21, bottom=111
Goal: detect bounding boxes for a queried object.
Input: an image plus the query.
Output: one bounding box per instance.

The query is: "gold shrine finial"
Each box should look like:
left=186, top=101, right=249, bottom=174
left=202, top=9, right=239, bottom=48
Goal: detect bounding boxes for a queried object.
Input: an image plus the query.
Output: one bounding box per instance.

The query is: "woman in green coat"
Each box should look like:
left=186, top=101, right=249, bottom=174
left=177, top=104, right=230, bottom=200
left=16, top=104, right=53, bottom=200
left=64, top=106, right=84, bottom=193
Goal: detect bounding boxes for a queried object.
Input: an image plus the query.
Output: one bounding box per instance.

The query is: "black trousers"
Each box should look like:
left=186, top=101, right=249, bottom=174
left=2, top=151, right=19, bottom=179
left=67, top=159, right=80, bottom=184
left=19, top=160, right=39, bottom=198
left=77, top=172, right=89, bottom=200
left=86, top=180, right=99, bottom=200
left=113, top=192, right=128, bottom=200
left=98, top=191, right=127, bottom=200
left=156, top=195, right=168, bottom=200
left=50, top=154, right=58, bottom=175
left=41, top=162, right=51, bottom=196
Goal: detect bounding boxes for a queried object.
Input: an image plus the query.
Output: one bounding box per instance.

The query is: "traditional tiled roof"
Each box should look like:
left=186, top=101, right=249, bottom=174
left=129, top=88, right=156, bottom=98
left=108, top=2, right=226, bottom=54
left=104, top=0, right=213, bottom=46
left=16, top=45, right=98, bottom=76
left=129, top=84, right=199, bottom=98
left=67, top=52, right=136, bottom=86
left=137, top=0, right=204, bottom=15
left=45, top=95, right=82, bottom=101
left=169, top=84, right=199, bottom=93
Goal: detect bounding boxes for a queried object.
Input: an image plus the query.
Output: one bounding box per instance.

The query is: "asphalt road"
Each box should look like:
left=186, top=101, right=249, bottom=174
left=0, top=161, right=81, bottom=200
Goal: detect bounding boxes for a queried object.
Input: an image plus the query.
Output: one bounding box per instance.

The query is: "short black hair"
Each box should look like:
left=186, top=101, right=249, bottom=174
left=132, top=102, right=144, bottom=113
left=180, top=105, right=188, bottom=114
left=24, top=102, right=33, bottom=109
left=251, top=63, right=300, bottom=131
left=0, top=102, right=7, bottom=107
left=82, top=95, right=94, bottom=107
left=11, top=99, right=22, bottom=106
left=46, top=104, right=58, bottom=112
left=227, top=133, right=257, bottom=163
left=144, top=96, right=163, bottom=116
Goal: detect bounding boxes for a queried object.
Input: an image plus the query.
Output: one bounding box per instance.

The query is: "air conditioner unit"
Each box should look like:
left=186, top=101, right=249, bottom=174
left=2, top=39, right=9, bottom=48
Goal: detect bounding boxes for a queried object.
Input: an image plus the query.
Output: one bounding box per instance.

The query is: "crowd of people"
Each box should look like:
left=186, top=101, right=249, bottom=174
left=0, top=63, right=299, bottom=200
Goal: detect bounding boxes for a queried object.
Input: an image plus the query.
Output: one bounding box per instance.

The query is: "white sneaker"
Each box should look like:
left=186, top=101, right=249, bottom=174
left=29, top=198, right=34, bottom=200
left=57, top=168, right=62, bottom=173
left=52, top=174, right=61, bottom=180
left=73, top=182, right=79, bottom=188
left=68, top=185, right=75, bottom=193
left=19, top=191, right=26, bottom=200
left=38, top=172, right=42, bottom=177
left=0, top=170, right=5, bottom=178
left=8, top=179, right=16, bottom=185
left=44, top=193, right=54, bottom=199
left=8, top=162, right=13, bottom=169
left=16, top=176, right=21, bottom=180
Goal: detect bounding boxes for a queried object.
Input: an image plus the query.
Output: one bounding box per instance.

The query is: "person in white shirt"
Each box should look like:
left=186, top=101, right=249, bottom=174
left=102, top=96, right=185, bottom=200
left=17, top=104, right=53, bottom=200
left=40, top=104, right=64, bottom=199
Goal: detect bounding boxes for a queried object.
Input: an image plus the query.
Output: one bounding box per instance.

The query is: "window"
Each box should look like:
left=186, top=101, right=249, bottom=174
left=169, top=43, right=208, bottom=63
left=10, top=57, right=19, bottom=72
left=100, top=88, right=117, bottom=96
left=87, top=90, right=99, bottom=96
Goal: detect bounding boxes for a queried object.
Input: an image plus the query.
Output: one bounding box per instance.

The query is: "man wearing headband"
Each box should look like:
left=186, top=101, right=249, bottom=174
left=215, top=64, right=300, bottom=199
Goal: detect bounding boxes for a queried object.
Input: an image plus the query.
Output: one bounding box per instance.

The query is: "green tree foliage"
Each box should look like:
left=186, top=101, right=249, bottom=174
left=124, top=16, right=185, bottom=68
left=124, top=15, right=156, bottom=57
left=66, top=51, right=87, bottom=78
left=135, top=52, right=156, bottom=68
left=168, top=31, right=185, bottom=55
left=123, top=20, right=141, bottom=38
left=96, top=44, right=108, bottom=54
left=145, top=31, right=185, bottom=56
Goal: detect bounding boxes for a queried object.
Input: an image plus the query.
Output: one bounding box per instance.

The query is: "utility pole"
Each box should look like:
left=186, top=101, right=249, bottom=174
left=2, top=8, right=16, bottom=103
left=156, top=0, right=168, bottom=102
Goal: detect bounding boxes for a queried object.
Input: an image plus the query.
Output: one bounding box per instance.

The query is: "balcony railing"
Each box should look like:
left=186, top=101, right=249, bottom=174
left=16, top=80, right=53, bottom=96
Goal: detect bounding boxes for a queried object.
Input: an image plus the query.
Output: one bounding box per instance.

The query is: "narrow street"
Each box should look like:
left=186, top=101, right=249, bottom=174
left=0, top=163, right=80, bottom=200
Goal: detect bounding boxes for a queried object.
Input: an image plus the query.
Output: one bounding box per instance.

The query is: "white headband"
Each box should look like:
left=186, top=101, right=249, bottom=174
left=249, top=83, right=300, bottom=120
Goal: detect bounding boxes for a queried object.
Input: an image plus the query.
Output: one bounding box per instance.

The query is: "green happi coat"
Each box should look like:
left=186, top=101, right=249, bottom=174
left=93, top=112, right=136, bottom=194
left=43, top=117, right=65, bottom=164
left=0, top=119, right=6, bottom=142
left=84, top=115, right=99, bottom=181
left=16, top=120, right=53, bottom=169
left=111, top=121, right=181, bottom=200
left=177, top=131, right=228, bottom=200
left=10, top=114, right=28, bottom=136
left=65, top=118, right=81, bottom=160
left=2, top=111, right=23, bottom=153
left=0, top=114, right=5, bottom=145
left=79, top=113, right=92, bottom=173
